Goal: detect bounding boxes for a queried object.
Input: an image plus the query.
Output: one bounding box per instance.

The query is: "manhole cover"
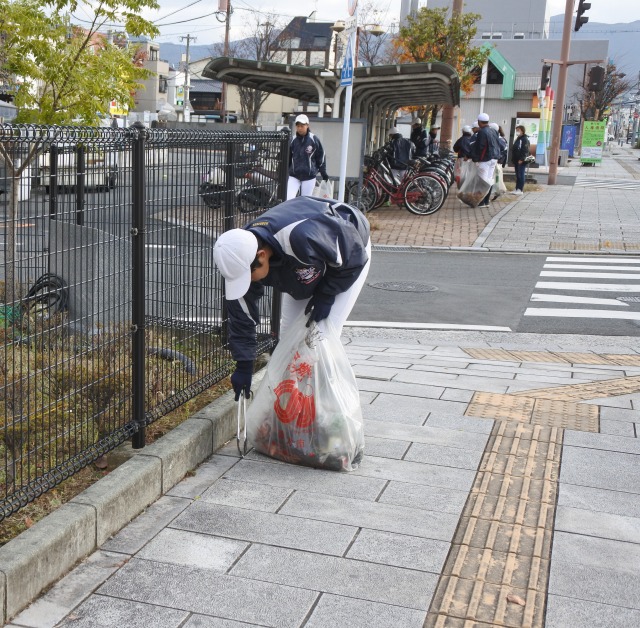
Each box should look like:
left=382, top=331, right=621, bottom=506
left=617, top=296, right=640, bottom=302
left=368, top=281, right=438, bottom=293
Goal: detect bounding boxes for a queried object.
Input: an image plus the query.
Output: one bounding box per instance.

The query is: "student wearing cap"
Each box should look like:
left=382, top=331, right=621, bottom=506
left=213, top=195, right=371, bottom=400
left=387, top=127, right=416, bottom=182
left=470, top=113, right=500, bottom=207
left=287, top=114, right=329, bottom=200
left=453, top=126, right=474, bottom=159
left=410, top=118, right=429, bottom=157
left=427, top=125, right=440, bottom=155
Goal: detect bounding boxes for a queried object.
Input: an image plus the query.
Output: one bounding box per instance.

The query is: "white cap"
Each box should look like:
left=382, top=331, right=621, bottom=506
left=295, top=114, right=309, bottom=125
left=462, top=125, right=472, bottom=133
left=413, top=118, right=421, bottom=125
left=389, top=127, right=399, bottom=134
left=477, top=112, right=490, bottom=122
left=489, top=122, right=499, bottom=131
left=213, top=229, right=258, bottom=300
left=430, top=125, right=440, bottom=131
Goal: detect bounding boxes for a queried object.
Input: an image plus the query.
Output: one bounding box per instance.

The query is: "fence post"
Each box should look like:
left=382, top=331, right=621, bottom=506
left=278, top=130, right=290, bottom=204
left=49, top=144, right=58, bottom=219
left=131, top=122, right=147, bottom=449
left=75, top=145, right=85, bottom=226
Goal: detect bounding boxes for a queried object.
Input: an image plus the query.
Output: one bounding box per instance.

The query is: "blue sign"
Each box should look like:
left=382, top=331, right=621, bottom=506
left=561, top=124, right=578, bottom=157
left=341, top=53, right=353, bottom=86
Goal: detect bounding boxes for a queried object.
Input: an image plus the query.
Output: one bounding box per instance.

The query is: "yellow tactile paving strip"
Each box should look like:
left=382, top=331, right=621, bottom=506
left=512, top=375, right=640, bottom=402
left=426, top=423, right=563, bottom=627
left=463, top=347, right=640, bottom=367
left=465, top=392, right=600, bottom=432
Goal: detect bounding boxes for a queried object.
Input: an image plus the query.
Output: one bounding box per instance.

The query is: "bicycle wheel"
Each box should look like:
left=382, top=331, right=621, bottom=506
left=403, top=174, right=446, bottom=216
left=346, top=179, right=378, bottom=212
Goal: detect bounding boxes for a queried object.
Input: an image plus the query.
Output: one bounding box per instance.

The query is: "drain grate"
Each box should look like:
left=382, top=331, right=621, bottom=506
left=617, top=296, right=640, bottom=302
left=367, top=281, right=438, bottom=293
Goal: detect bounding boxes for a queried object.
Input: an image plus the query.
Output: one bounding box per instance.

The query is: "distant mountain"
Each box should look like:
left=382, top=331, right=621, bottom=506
left=158, top=42, right=218, bottom=68
left=549, top=15, right=640, bottom=78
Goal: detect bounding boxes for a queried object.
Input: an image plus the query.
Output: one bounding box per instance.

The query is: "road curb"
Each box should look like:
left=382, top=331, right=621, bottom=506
left=0, top=369, right=266, bottom=624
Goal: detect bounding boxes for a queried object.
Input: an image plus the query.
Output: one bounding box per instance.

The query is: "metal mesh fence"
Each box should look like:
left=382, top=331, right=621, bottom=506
left=0, top=124, right=288, bottom=520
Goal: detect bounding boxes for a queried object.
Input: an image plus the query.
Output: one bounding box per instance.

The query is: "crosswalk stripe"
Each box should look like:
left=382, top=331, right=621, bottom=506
left=535, top=282, right=640, bottom=292
left=530, top=294, right=628, bottom=306
left=574, top=179, right=640, bottom=189
left=545, top=256, right=640, bottom=264
left=543, top=264, right=640, bottom=271
left=524, top=308, right=640, bottom=321
left=540, top=271, right=640, bottom=279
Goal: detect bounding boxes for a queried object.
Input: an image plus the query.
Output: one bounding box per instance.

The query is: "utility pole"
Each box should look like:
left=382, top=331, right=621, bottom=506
left=439, top=0, right=464, bottom=145
left=180, top=34, right=196, bottom=122
left=221, top=1, right=232, bottom=123
left=547, top=0, right=575, bottom=185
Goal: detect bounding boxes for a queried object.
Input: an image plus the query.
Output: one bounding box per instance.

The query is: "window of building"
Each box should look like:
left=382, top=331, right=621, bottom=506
left=284, top=37, right=301, bottom=49
left=481, top=33, right=492, bottom=39
left=159, top=76, right=168, bottom=93
left=313, top=36, right=327, bottom=48
left=150, top=47, right=159, bottom=61
left=491, top=33, right=503, bottom=39
left=514, top=32, right=525, bottom=39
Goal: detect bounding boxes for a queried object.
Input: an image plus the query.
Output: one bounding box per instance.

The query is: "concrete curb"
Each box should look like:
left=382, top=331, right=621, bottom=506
left=0, top=369, right=266, bottom=624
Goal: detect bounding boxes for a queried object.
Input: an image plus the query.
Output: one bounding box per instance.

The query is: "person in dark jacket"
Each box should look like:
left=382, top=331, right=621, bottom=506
left=510, top=125, right=530, bottom=195
left=410, top=118, right=428, bottom=157
left=287, top=114, right=329, bottom=200
left=213, top=196, right=371, bottom=400
left=427, top=125, right=440, bottom=155
left=470, top=113, right=501, bottom=207
left=388, top=127, right=415, bottom=181
left=453, top=126, right=474, bottom=159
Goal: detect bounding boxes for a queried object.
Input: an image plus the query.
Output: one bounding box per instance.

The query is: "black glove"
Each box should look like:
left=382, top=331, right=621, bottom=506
left=231, top=360, right=253, bottom=401
left=305, top=294, right=335, bottom=327
left=322, top=173, right=329, bottom=182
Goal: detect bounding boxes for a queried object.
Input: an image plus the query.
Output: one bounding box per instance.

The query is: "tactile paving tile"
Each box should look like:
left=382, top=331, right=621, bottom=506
left=602, top=354, right=640, bottom=366
left=427, top=420, right=562, bottom=628
left=507, top=351, right=570, bottom=364
left=513, top=375, right=640, bottom=401
left=531, top=399, right=599, bottom=432
left=550, top=351, right=617, bottom=365
left=466, top=392, right=535, bottom=422
left=463, top=348, right=520, bottom=362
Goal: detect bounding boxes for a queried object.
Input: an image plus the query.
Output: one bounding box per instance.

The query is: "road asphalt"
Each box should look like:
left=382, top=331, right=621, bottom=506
left=3, top=144, right=640, bottom=628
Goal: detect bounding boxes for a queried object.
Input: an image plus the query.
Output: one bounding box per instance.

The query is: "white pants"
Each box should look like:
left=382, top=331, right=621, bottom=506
left=477, top=159, right=497, bottom=185
left=280, top=241, right=372, bottom=337
left=287, top=177, right=317, bottom=200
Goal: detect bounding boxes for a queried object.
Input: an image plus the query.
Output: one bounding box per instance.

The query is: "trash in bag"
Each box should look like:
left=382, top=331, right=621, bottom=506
left=312, top=179, right=334, bottom=200
left=247, top=313, right=364, bottom=471
left=493, top=164, right=507, bottom=197
left=456, top=161, right=492, bottom=207
left=455, top=158, right=471, bottom=187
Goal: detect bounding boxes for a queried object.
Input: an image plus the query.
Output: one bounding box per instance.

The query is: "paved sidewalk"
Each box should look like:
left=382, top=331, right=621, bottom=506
left=10, top=329, right=640, bottom=628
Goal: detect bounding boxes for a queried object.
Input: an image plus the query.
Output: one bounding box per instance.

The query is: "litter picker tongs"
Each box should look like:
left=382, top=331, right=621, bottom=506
left=236, top=396, right=252, bottom=458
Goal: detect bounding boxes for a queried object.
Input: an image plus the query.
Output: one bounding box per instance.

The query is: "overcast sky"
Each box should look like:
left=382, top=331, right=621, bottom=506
left=146, top=0, right=640, bottom=44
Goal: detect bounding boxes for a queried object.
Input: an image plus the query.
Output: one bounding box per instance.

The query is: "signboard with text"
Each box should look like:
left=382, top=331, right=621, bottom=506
left=581, top=120, right=606, bottom=164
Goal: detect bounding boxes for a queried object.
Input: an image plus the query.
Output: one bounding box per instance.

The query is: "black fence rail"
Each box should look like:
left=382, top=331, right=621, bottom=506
left=0, top=124, right=288, bottom=520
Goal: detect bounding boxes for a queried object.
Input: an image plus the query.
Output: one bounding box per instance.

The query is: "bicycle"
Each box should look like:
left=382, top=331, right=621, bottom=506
left=347, top=148, right=448, bottom=216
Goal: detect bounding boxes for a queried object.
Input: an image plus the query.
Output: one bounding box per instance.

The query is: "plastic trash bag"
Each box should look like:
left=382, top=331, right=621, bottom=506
left=247, top=313, right=364, bottom=471
left=494, top=164, right=507, bottom=197
left=455, top=158, right=471, bottom=187
left=456, top=162, right=492, bottom=207
left=312, top=179, right=334, bottom=200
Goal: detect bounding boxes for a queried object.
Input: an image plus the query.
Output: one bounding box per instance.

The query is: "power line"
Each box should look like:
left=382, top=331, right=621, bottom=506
left=155, top=0, right=205, bottom=23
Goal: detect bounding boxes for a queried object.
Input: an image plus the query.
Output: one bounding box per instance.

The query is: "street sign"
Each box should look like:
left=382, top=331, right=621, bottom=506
left=340, top=33, right=355, bottom=86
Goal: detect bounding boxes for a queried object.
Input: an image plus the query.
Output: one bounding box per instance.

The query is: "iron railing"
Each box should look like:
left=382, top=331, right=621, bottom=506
left=0, top=124, right=289, bottom=520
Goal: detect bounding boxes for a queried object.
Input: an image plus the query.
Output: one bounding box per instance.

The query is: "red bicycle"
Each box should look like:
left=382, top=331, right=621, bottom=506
left=347, top=148, right=448, bottom=215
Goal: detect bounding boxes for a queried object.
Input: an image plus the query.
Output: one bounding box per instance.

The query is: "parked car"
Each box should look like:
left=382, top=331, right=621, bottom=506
left=37, top=143, right=119, bottom=193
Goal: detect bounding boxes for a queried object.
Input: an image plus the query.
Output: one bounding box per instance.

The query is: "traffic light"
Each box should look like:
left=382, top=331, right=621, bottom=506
left=574, top=0, right=591, bottom=32
left=588, top=65, right=605, bottom=91
left=540, top=64, right=552, bottom=91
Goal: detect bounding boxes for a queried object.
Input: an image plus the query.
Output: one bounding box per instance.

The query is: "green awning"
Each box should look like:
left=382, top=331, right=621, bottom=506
left=483, top=44, right=516, bottom=99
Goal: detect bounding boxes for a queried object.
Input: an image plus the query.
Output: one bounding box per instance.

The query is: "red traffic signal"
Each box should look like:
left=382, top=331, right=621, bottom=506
left=574, top=0, right=591, bottom=32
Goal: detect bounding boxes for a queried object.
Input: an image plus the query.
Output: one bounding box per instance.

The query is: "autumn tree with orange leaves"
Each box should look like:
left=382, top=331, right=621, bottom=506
left=394, top=7, right=490, bottom=125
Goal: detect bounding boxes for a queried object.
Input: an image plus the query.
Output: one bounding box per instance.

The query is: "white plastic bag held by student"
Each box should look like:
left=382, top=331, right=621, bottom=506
left=246, top=313, right=364, bottom=471
left=312, top=179, right=334, bottom=200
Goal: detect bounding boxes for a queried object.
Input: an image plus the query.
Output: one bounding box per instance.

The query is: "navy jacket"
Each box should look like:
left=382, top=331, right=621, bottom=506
left=453, top=134, right=473, bottom=159
left=470, top=126, right=501, bottom=163
left=389, top=136, right=415, bottom=170
left=410, top=126, right=428, bottom=157
left=226, top=196, right=370, bottom=361
left=511, top=134, right=531, bottom=163
left=289, top=131, right=328, bottom=181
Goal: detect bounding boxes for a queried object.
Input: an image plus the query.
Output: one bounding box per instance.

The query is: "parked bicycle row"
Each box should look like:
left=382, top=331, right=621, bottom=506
left=346, top=140, right=456, bottom=216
